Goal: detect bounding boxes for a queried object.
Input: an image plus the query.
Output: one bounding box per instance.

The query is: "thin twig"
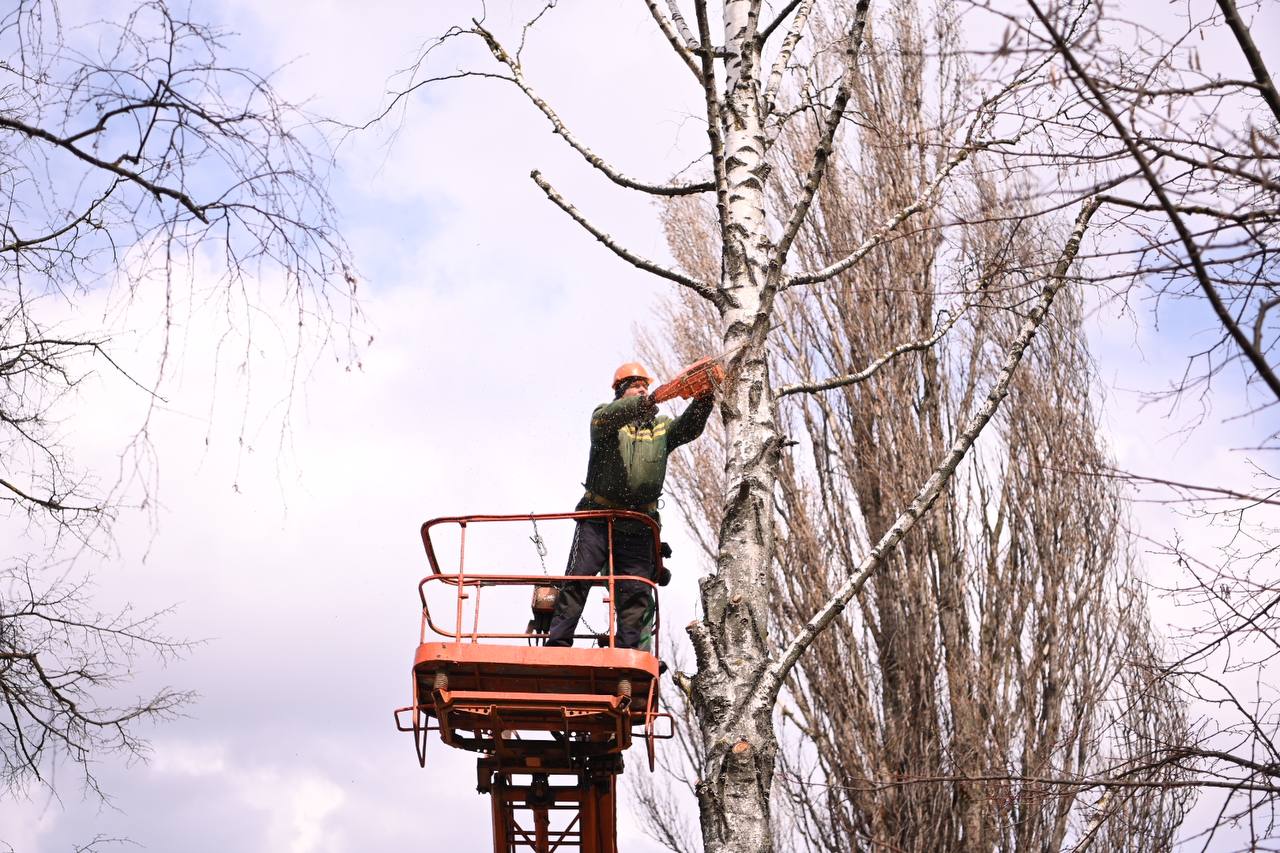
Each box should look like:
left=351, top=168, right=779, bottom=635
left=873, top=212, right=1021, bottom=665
left=776, top=306, right=965, bottom=396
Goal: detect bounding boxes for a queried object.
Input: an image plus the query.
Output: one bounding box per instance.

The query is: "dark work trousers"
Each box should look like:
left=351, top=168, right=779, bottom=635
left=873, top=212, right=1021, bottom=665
left=545, top=520, right=656, bottom=649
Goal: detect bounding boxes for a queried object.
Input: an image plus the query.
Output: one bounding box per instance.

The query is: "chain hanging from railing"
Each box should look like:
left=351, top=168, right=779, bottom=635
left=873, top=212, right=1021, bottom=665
left=528, top=513, right=603, bottom=644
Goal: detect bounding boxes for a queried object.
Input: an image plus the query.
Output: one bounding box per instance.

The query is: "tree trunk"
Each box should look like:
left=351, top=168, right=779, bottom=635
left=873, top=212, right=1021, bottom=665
left=689, top=3, right=781, bottom=851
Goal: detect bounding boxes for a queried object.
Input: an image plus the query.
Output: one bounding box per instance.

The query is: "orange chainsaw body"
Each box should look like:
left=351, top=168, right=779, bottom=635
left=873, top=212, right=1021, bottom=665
left=651, top=356, right=725, bottom=403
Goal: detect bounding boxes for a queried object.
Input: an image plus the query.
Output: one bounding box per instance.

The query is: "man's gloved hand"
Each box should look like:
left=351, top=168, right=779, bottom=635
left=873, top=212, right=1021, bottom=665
left=638, top=393, right=659, bottom=419
left=658, top=541, right=673, bottom=586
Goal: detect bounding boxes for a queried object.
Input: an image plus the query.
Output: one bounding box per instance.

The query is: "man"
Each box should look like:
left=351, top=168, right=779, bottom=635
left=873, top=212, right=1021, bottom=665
left=544, top=362, right=714, bottom=649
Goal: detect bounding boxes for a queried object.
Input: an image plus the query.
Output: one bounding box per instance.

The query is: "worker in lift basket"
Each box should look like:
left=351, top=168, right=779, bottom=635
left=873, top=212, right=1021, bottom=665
left=544, top=362, right=715, bottom=651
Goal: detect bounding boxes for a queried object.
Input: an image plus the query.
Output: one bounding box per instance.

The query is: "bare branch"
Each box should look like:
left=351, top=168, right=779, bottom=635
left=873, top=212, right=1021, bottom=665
left=786, top=138, right=1006, bottom=288
left=1216, top=0, right=1280, bottom=124
left=641, top=0, right=703, bottom=79
left=778, top=769, right=1280, bottom=796
left=694, top=0, right=731, bottom=241
left=474, top=23, right=713, bottom=197
left=1257, top=297, right=1280, bottom=353
left=0, top=183, right=121, bottom=253
left=1099, top=193, right=1279, bottom=225
left=756, top=196, right=1102, bottom=711
left=0, top=115, right=210, bottom=223
left=769, top=0, right=872, bottom=272
left=776, top=306, right=965, bottom=397
left=530, top=170, right=721, bottom=304
left=760, top=0, right=803, bottom=45
left=0, top=0, right=354, bottom=800
left=665, top=0, right=701, bottom=52
left=1099, top=466, right=1280, bottom=508
left=0, top=477, right=101, bottom=514
left=1028, top=0, right=1280, bottom=402
left=0, top=558, right=194, bottom=795
left=761, top=0, right=813, bottom=119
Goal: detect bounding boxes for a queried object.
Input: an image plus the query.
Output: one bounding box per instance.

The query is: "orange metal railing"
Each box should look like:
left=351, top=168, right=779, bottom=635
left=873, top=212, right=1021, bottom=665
left=417, top=510, right=665, bottom=649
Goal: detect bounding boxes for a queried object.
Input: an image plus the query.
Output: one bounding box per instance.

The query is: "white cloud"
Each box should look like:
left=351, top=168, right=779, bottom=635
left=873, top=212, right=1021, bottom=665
left=242, top=770, right=345, bottom=853
left=151, top=741, right=229, bottom=778
left=0, top=797, right=55, bottom=852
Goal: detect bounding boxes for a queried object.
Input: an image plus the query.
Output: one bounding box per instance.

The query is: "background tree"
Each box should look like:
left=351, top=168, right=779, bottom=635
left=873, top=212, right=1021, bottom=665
left=1, top=0, right=354, bottom=797
left=1011, top=2, right=1280, bottom=847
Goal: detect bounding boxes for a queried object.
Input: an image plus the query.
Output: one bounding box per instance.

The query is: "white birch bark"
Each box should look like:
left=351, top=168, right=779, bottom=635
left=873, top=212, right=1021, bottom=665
left=687, top=3, right=781, bottom=851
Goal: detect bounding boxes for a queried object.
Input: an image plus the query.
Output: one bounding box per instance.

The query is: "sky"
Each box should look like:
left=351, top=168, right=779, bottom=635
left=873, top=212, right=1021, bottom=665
left=2, top=1, right=1278, bottom=851
left=3, top=2, right=709, bottom=850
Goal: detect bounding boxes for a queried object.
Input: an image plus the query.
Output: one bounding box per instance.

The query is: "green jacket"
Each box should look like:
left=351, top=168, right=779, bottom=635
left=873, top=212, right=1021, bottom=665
left=576, top=394, right=714, bottom=527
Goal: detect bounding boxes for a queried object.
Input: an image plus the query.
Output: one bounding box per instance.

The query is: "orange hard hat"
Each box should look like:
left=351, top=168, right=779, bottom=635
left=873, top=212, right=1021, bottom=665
left=612, top=362, right=654, bottom=388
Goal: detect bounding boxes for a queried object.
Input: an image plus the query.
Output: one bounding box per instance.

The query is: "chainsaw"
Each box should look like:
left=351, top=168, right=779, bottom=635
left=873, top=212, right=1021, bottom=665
left=650, top=355, right=727, bottom=403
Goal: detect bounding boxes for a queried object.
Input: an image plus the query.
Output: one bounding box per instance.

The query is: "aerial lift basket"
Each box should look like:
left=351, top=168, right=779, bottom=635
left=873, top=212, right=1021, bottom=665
left=394, top=511, right=674, bottom=853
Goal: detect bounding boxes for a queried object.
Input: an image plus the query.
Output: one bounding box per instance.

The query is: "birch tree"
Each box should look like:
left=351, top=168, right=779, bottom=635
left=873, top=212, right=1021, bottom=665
left=398, top=0, right=1280, bottom=847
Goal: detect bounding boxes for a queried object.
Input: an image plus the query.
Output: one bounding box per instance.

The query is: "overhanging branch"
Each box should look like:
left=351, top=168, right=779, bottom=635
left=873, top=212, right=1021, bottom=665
left=530, top=170, right=722, bottom=305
